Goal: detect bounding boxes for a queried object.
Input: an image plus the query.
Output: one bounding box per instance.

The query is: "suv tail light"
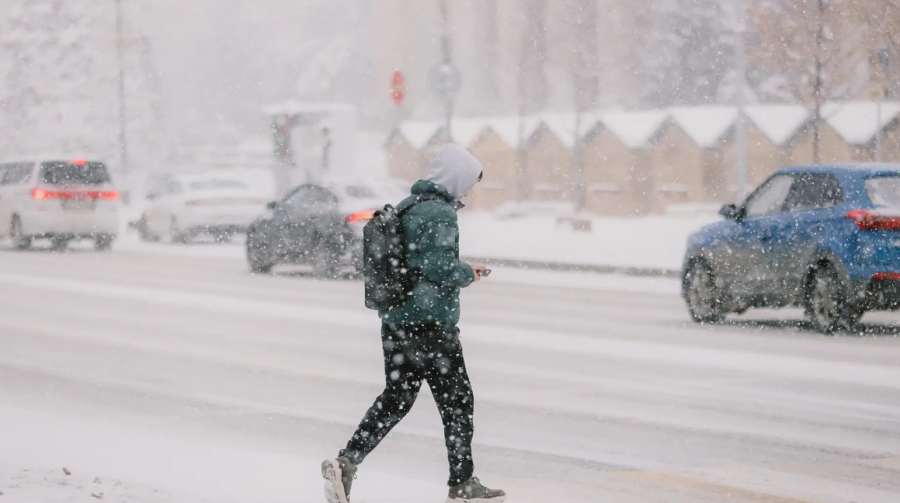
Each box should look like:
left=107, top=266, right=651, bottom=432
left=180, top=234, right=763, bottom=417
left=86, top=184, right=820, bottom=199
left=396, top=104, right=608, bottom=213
left=846, top=210, right=900, bottom=230
left=346, top=211, right=375, bottom=223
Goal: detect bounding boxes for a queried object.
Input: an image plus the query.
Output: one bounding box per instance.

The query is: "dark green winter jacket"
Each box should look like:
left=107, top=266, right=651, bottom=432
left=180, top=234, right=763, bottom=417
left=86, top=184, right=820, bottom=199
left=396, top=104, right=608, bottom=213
left=380, top=180, right=475, bottom=327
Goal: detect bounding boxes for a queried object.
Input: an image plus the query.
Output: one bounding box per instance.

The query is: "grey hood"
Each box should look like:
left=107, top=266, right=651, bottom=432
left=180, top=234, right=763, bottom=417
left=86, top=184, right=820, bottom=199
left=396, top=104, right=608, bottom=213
left=426, top=144, right=483, bottom=200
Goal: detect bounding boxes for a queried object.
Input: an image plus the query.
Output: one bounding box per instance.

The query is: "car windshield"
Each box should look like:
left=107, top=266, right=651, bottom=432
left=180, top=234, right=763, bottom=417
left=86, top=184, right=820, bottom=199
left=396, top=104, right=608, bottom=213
left=866, top=176, right=900, bottom=209
left=188, top=179, right=248, bottom=191
left=41, top=161, right=110, bottom=186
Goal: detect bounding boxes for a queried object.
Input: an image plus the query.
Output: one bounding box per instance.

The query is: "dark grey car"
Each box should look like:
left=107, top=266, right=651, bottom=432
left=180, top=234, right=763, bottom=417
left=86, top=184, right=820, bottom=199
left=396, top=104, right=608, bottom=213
left=245, top=183, right=374, bottom=276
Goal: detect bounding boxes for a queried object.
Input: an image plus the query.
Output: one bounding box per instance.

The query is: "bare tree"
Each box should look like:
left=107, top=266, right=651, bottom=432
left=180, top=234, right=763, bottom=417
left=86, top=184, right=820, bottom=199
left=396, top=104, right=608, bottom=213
left=567, top=0, right=599, bottom=211
left=852, top=0, right=900, bottom=98
left=751, top=0, right=865, bottom=161
left=516, top=0, right=549, bottom=201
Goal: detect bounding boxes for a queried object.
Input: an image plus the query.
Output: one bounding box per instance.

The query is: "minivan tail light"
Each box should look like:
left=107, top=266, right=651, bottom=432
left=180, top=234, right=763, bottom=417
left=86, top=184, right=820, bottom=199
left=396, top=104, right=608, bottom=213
left=32, top=188, right=61, bottom=200
left=33, top=188, right=118, bottom=200
left=90, top=190, right=119, bottom=200
left=346, top=211, right=375, bottom=223
left=846, top=210, right=900, bottom=230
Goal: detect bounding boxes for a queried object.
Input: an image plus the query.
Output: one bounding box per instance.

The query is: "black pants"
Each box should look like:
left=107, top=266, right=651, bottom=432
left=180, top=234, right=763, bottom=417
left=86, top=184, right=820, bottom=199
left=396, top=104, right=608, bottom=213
left=340, top=323, right=475, bottom=486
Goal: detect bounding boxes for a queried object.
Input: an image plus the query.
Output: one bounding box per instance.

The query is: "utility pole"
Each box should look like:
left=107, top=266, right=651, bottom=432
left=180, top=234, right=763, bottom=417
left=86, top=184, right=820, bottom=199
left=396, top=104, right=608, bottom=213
left=115, top=0, right=129, bottom=176
left=877, top=98, right=883, bottom=162
left=812, top=0, right=825, bottom=163
left=438, top=0, right=453, bottom=142
left=572, top=0, right=599, bottom=212
left=875, top=48, right=891, bottom=163
left=734, top=0, right=748, bottom=201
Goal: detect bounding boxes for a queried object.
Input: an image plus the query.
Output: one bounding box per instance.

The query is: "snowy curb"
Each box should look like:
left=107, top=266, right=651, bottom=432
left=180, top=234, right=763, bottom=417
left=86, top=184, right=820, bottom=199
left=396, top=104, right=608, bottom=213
left=461, top=256, right=681, bottom=279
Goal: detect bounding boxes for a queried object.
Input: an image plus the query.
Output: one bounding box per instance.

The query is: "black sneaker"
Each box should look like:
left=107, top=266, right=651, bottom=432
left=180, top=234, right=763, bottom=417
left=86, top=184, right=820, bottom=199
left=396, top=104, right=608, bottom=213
left=447, top=476, right=506, bottom=503
left=321, top=457, right=357, bottom=503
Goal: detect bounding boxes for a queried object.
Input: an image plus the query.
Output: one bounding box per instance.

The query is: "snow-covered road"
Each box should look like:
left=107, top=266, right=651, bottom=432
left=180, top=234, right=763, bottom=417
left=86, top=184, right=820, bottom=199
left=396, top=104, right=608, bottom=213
left=1, top=246, right=899, bottom=503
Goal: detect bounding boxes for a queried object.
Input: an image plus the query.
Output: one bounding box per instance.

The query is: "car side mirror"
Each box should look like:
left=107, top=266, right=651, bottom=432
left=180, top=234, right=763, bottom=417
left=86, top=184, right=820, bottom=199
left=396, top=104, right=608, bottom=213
left=719, top=204, right=741, bottom=221
left=266, top=201, right=279, bottom=210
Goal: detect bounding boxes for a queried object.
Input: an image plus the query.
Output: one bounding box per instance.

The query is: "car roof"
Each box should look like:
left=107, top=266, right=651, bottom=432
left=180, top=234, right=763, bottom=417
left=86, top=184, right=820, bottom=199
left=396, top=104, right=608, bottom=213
left=0, top=155, right=106, bottom=164
left=173, top=173, right=248, bottom=183
left=778, top=163, right=900, bottom=177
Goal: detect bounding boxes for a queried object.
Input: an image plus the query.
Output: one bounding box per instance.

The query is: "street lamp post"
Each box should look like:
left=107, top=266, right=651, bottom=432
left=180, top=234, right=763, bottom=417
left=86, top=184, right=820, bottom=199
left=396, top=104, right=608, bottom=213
left=734, top=0, right=748, bottom=202
left=115, top=0, right=128, bottom=176
left=438, top=0, right=453, bottom=142
left=875, top=48, right=891, bottom=163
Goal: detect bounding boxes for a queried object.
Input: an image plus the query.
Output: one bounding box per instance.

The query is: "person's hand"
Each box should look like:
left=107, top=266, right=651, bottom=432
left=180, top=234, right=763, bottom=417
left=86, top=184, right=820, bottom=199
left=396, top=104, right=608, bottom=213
left=470, top=263, right=488, bottom=281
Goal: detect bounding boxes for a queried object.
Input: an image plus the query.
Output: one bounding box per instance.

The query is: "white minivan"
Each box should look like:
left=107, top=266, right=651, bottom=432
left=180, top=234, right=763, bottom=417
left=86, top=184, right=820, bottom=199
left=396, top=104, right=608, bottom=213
left=0, top=159, right=120, bottom=251
left=138, top=174, right=268, bottom=243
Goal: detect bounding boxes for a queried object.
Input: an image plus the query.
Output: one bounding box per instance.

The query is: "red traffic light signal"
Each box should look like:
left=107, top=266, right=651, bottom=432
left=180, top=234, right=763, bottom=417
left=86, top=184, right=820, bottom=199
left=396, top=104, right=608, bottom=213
left=390, top=70, right=406, bottom=106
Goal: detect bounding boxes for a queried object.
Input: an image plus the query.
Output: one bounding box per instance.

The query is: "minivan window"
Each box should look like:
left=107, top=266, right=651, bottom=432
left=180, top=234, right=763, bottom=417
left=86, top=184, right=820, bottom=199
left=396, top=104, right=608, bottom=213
left=166, top=181, right=183, bottom=195
left=1, top=163, right=34, bottom=186
left=784, top=174, right=844, bottom=212
left=866, top=176, right=900, bottom=208
left=188, top=179, right=248, bottom=191
left=41, top=161, right=110, bottom=186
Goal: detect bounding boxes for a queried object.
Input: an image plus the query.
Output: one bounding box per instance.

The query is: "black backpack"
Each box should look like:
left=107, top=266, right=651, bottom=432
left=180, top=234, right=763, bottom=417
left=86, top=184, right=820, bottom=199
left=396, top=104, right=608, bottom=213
left=362, top=194, right=437, bottom=311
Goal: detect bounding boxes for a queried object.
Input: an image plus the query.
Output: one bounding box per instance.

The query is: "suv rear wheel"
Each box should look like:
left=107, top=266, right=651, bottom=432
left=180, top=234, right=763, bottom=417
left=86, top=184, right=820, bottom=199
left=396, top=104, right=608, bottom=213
left=684, top=260, right=725, bottom=323
left=95, top=234, right=114, bottom=251
left=806, top=265, right=862, bottom=333
left=170, top=217, right=189, bottom=244
left=10, top=216, right=31, bottom=250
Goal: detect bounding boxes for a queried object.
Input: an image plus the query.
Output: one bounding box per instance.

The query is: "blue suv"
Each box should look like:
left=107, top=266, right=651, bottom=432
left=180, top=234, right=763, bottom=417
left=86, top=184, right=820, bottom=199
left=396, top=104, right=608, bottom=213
left=682, top=164, right=900, bottom=332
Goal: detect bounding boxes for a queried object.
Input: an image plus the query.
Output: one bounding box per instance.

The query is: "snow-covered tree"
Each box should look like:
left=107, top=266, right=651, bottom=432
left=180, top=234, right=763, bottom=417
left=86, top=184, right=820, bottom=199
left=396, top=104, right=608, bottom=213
left=0, top=0, right=113, bottom=156
left=0, top=0, right=163, bottom=170
left=851, top=0, right=900, bottom=99
left=633, top=0, right=734, bottom=107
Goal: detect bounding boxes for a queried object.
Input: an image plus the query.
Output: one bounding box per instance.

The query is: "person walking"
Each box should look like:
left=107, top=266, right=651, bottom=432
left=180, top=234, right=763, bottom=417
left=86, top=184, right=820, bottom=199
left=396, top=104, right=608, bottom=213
left=321, top=144, right=506, bottom=503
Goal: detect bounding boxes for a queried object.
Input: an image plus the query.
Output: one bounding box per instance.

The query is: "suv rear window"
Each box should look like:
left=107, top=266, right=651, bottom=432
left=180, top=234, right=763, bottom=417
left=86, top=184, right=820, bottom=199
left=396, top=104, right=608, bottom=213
left=866, top=176, right=900, bottom=208
left=41, top=161, right=111, bottom=186
left=345, top=185, right=378, bottom=199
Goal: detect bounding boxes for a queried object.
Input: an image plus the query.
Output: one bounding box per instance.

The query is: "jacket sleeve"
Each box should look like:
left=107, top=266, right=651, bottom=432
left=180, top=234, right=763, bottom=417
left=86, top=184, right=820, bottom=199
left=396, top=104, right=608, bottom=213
left=413, top=205, right=475, bottom=288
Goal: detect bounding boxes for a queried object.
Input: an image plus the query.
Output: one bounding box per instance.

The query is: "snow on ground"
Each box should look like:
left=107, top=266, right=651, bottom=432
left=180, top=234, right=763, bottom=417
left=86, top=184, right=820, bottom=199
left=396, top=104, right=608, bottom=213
left=111, top=209, right=715, bottom=281
left=111, top=234, right=681, bottom=295
left=0, top=407, right=439, bottom=503
left=458, top=211, right=717, bottom=271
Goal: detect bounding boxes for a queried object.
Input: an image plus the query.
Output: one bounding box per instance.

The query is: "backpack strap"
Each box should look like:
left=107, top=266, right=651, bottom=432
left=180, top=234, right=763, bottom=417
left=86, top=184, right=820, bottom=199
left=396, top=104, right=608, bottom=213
left=396, top=192, right=443, bottom=218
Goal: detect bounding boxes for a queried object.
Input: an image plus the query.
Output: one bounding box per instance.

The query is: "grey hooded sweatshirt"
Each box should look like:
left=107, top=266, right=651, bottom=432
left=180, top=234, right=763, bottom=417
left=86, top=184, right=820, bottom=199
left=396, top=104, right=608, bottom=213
left=426, top=143, right=483, bottom=200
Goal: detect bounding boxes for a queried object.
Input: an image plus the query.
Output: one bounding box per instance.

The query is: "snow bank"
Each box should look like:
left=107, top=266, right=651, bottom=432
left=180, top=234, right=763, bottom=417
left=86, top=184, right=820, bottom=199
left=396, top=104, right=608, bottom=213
left=113, top=211, right=716, bottom=273
left=391, top=101, right=900, bottom=153
left=597, top=110, right=669, bottom=148
left=822, top=101, right=900, bottom=145
left=397, top=121, right=442, bottom=150
left=0, top=407, right=439, bottom=503
left=669, top=106, right=737, bottom=148
left=745, top=105, right=810, bottom=146
left=458, top=212, right=717, bottom=271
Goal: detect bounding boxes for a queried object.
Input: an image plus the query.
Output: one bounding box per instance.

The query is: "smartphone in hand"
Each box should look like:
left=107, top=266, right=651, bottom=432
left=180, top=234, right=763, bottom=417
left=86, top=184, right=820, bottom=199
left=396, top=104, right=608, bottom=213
left=478, top=269, right=492, bottom=278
